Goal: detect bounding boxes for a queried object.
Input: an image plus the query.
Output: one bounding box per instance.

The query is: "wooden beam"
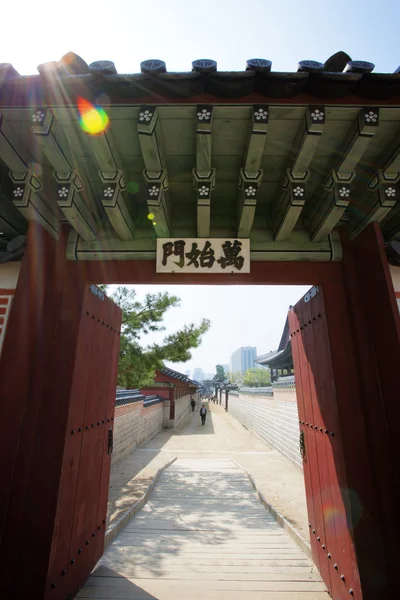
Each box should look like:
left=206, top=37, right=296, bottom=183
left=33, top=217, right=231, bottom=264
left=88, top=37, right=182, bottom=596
left=10, top=173, right=60, bottom=238
left=196, top=105, right=213, bottom=177
left=193, top=174, right=216, bottom=238
left=273, top=175, right=306, bottom=242
left=292, top=107, right=325, bottom=177
left=348, top=145, right=400, bottom=239
left=273, top=107, right=325, bottom=241
left=146, top=179, right=170, bottom=237
left=349, top=170, right=399, bottom=240
left=0, top=115, right=28, bottom=177
left=238, top=105, right=268, bottom=237
left=99, top=170, right=134, bottom=240
left=137, top=106, right=164, bottom=177
left=31, top=108, right=97, bottom=240
left=337, top=108, right=379, bottom=178
left=307, top=108, right=380, bottom=241
left=243, top=105, right=269, bottom=176
left=66, top=227, right=341, bottom=262
left=194, top=105, right=214, bottom=237
left=0, top=113, right=60, bottom=238
left=137, top=106, right=171, bottom=236
left=0, top=189, right=27, bottom=238
left=55, top=173, right=97, bottom=241
left=31, top=108, right=71, bottom=176
left=67, top=113, right=135, bottom=240
left=382, top=143, right=400, bottom=178
left=309, top=176, right=353, bottom=242
left=80, top=252, right=343, bottom=285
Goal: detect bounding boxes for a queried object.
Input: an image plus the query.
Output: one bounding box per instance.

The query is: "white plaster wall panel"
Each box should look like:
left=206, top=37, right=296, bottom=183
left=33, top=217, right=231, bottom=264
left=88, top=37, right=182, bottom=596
left=174, top=394, right=191, bottom=429
left=228, top=392, right=302, bottom=468
left=0, top=262, right=21, bottom=356
left=112, top=402, right=163, bottom=463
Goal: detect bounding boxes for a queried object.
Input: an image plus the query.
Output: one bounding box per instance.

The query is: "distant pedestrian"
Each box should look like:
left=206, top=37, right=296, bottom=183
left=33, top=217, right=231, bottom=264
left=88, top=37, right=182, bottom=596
left=191, top=397, right=196, bottom=412
left=200, top=404, right=207, bottom=426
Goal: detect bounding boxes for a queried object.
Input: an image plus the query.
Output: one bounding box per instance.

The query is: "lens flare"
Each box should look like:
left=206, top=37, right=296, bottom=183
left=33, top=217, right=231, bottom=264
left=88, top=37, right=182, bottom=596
left=323, top=503, right=347, bottom=535
left=126, top=181, right=140, bottom=194
left=77, top=97, right=109, bottom=135
left=147, top=213, right=155, bottom=221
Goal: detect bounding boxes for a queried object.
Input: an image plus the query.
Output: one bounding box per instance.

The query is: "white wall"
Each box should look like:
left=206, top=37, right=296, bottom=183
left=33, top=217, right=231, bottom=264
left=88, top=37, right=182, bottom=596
left=174, top=393, right=192, bottom=429
left=162, top=391, right=200, bottom=429
left=0, top=262, right=21, bottom=356
left=112, top=401, right=163, bottom=463
left=227, top=384, right=302, bottom=468
left=389, top=265, right=400, bottom=312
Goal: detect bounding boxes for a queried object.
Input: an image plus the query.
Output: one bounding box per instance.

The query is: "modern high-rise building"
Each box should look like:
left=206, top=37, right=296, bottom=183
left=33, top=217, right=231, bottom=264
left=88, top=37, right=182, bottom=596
left=230, top=347, right=257, bottom=374
left=193, top=368, right=205, bottom=381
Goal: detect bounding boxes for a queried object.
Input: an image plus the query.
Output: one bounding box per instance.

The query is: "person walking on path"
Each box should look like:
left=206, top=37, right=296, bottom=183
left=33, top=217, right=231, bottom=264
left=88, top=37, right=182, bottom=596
left=190, top=397, right=196, bottom=412
left=200, top=404, right=207, bottom=426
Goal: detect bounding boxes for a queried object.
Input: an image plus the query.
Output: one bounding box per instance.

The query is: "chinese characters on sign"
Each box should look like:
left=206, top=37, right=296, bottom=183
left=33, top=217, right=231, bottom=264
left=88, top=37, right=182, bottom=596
left=156, top=239, right=250, bottom=274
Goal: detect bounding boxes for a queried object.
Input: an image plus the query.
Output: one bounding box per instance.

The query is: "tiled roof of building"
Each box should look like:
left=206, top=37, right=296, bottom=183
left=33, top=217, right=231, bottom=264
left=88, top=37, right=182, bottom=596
left=1, top=52, right=400, bottom=102
left=256, top=315, right=292, bottom=367
left=256, top=338, right=292, bottom=367
left=115, top=388, right=162, bottom=407
left=159, top=367, right=199, bottom=386
left=1, top=50, right=400, bottom=262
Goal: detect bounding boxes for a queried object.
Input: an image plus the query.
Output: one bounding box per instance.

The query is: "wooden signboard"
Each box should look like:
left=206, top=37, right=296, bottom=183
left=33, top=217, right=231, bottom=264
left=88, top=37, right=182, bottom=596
left=156, top=238, right=250, bottom=274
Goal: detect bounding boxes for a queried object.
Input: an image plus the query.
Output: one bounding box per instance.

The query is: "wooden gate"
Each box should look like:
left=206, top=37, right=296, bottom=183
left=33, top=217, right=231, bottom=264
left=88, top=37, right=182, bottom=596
left=44, top=285, right=121, bottom=600
left=289, top=286, right=361, bottom=600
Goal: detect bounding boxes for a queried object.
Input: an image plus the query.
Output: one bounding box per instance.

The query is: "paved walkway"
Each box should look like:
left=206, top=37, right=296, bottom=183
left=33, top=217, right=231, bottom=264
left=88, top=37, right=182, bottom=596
left=79, top=458, right=327, bottom=599
left=108, top=402, right=309, bottom=539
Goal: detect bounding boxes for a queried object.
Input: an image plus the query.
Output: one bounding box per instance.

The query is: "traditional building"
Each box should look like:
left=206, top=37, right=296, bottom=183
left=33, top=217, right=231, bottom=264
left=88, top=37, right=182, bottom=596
left=255, top=318, right=294, bottom=381
left=1, top=51, right=400, bottom=600
left=140, top=367, right=200, bottom=429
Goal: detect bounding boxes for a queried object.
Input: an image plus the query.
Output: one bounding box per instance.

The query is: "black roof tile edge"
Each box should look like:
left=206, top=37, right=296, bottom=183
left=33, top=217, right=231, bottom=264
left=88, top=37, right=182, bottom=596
left=159, top=367, right=199, bottom=387
left=143, top=396, right=164, bottom=407
left=273, top=375, right=296, bottom=388
left=238, top=386, right=274, bottom=395
left=115, top=388, right=163, bottom=407
left=1, top=69, right=400, bottom=105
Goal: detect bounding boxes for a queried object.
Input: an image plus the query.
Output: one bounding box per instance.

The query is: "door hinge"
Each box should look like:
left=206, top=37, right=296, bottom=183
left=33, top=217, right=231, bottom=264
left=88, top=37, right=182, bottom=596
left=107, top=428, right=113, bottom=455
left=304, top=285, right=319, bottom=303
left=300, top=430, right=306, bottom=459
left=90, top=284, right=105, bottom=301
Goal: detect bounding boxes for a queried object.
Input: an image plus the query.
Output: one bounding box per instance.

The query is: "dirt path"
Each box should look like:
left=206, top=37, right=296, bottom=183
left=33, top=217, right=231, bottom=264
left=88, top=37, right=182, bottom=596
left=108, top=401, right=309, bottom=539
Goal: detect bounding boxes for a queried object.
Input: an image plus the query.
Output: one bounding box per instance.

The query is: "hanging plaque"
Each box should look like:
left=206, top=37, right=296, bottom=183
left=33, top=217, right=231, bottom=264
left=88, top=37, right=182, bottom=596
left=156, top=238, right=250, bottom=274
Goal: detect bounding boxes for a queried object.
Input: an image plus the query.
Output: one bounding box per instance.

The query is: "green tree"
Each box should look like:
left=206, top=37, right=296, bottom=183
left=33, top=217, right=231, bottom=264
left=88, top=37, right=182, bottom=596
left=105, top=286, right=211, bottom=388
left=227, top=370, right=244, bottom=386
left=243, top=367, right=271, bottom=387
left=213, top=364, right=226, bottom=383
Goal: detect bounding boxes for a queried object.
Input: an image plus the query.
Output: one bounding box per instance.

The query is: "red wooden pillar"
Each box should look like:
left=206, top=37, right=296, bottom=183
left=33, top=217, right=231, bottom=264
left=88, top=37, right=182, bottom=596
left=339, top=222, right=400, bottom=597
left=0, top=223, right=87, bottom=599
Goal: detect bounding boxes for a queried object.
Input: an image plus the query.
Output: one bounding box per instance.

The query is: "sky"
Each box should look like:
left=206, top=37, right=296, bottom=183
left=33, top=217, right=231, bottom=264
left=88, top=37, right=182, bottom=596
left=110, top=284, right=311, bottom=375
left=1, top=0, right=400, bottom=76
left=2, top=0, right=397, bottom=375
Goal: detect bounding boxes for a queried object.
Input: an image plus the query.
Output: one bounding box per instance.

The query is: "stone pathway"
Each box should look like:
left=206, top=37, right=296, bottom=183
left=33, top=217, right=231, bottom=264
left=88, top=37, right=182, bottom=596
left=78, top=458, right=327, bottom=599
left=108, top=402, right=309, bottom=538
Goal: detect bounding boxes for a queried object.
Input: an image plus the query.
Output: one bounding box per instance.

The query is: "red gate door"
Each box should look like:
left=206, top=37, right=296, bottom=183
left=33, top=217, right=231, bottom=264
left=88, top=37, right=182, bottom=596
left=289, top=286, right=361, bottom=600
left=44, top=285, right=121, bottom=600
